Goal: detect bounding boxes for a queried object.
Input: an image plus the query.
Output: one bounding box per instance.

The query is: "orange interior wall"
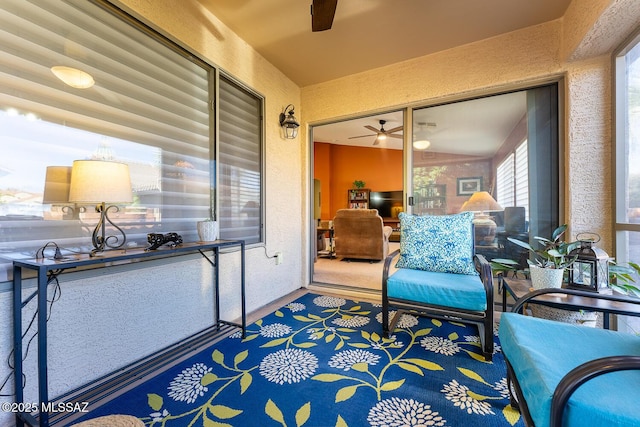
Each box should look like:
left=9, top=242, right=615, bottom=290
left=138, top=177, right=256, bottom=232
left=314, top=142, right=403, bottom=220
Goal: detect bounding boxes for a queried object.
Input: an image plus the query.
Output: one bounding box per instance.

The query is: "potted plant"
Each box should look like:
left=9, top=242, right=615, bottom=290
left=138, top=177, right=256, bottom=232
left=505, top=224, right=580, bottom=289
left=197, top=193, right=219, bottom=241
left=609, top=261, right=640, bottom=297
left=353, top=180, right=365, bottom=189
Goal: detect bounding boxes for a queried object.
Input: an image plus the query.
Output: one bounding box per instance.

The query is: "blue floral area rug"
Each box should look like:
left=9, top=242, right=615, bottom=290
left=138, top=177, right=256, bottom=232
left=78, top=293, right=522, bottom=426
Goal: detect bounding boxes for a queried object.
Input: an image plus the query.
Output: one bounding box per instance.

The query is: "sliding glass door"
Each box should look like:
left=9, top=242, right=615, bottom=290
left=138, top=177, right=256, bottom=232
left=410, top=84, right=560, bottom=262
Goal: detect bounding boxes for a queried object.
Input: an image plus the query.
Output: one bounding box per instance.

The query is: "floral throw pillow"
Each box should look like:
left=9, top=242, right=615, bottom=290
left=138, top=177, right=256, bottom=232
left=395, top=211, right=477, bottom=275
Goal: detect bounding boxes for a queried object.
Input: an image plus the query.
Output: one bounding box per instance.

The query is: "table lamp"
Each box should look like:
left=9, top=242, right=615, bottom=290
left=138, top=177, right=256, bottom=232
left=68, top=160, right=133, bottom=254
left=43, top=166, right=80, bottom=220
left=461, top=191, right=503, bottom=245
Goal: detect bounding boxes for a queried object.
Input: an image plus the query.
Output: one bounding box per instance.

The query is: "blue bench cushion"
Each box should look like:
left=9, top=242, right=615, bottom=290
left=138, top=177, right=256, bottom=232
left=387, top=268, right=487, bottom=311
left=499, top=312, right=640, bottom=427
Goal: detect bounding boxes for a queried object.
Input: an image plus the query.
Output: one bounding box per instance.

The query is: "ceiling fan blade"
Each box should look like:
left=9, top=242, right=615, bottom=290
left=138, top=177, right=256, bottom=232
left=311, top=0, right=338, bottom=32
left=385, top=126, right=403, bottom=134
left=348, top=134, right=376, bottom=139
left=372, top=138, right=380, bottom=146
left=364, top=125, right=379, bottom=133
left=389, top=134, right=403, bottom=139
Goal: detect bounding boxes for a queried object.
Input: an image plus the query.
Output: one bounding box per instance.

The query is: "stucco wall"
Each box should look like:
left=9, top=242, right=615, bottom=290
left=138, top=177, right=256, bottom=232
left=0, top=1, right=304, bottom=424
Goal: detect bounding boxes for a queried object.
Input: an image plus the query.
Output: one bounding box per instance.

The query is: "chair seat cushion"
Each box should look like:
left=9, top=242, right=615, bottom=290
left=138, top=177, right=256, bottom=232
left=387, top=268, right=487, bottom=311
left=499, top=313, right=640, bottom=427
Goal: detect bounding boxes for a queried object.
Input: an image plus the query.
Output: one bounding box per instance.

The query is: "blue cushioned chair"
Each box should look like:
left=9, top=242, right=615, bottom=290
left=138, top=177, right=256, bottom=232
left=499, top=288, right=640, bottom=427
left=382, top=212, right=495, bottom=361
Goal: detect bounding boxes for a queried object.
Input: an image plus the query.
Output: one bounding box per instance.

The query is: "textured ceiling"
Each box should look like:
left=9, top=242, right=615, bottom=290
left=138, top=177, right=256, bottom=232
left=200, top=0, right=573, bottom=87
left=200, top=0, right=570, bottom=153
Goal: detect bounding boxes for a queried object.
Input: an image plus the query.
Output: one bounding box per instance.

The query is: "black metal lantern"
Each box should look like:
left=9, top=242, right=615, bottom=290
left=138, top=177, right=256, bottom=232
left=568, top=234, right=610, bottom=292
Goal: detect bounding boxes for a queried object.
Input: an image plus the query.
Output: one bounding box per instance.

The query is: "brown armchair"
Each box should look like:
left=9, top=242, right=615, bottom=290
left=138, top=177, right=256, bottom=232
left=332, top=209, right=393, bottom=261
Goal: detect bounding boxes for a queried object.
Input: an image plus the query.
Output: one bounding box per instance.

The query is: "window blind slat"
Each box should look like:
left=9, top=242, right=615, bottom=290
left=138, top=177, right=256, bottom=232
left=218, top=76, right=262, bottom=244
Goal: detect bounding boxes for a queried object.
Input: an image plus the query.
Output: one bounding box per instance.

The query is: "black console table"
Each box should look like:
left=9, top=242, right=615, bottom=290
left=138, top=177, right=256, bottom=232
left=12, top=240, right=245, bottom=427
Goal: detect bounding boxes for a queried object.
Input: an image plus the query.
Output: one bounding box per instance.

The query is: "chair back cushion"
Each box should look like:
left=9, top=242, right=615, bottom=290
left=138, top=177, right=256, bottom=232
left=396, top=211, right=477, bottom=275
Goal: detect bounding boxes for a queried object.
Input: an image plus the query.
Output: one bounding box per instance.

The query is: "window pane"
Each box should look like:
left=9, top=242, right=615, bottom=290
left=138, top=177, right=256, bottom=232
left=0, top=0, right=211, bottom=275
left=218, top=75, right=263, bottom=244
left=515, top=140, right=529, bottom=219
left=497, top=153, right=515, bottom=207
left=624, top=41, right=640, bottom=224
left=411, top=86, right=559, bottom=261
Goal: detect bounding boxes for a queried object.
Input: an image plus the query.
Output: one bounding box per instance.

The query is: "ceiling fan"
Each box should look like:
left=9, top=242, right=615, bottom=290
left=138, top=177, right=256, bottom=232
left=311, top=0, right=338, bottom=32
left=349, top=120, right=403, bottom=145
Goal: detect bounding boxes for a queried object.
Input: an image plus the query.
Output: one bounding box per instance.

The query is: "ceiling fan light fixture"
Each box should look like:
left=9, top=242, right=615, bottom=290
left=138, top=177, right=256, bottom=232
left=377, top=133, right=387, bottom=141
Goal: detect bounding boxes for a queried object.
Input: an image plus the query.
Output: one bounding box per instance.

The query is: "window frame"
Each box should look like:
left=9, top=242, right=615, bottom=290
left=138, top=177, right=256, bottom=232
left=0, top=0, right=265, bottom=280
left=614, top=28, right=640, bottom=260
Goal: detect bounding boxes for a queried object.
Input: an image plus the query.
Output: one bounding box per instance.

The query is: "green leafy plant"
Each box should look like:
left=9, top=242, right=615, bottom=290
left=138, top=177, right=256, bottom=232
left=609, top=261, right=640, bottom=297
left=353, top=180, right=365, bottom=189
left=506, top=224, right=580, bottom=269
left=490, top=258, right=522, bottom=276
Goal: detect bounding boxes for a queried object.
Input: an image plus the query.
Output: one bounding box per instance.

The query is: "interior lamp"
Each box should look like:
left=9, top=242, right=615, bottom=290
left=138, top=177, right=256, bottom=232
left=413, top=122, right=431, bottom=150
left=43, top=166, right=72, bottom=204
left=279, top=104, right=300, bottom=139
left=50, top=66, right=95, bottom=89
left=68, top=160, right=133, bottom=254
left=42, top=166, right=81, bottom=220
left=461, top=191, right=503, bottom=245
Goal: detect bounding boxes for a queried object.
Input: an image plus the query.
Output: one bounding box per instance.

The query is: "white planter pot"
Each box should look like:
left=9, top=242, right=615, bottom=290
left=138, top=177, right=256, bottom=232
left=197, top=220, right=219, bottom=241
left=529, top=265, right=564, bottom=289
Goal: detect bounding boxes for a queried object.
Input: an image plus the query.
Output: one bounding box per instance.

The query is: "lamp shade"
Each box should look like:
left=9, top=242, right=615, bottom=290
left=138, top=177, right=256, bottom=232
left=460, top=191, right=503, bottom=213
left=68, top=160, right=133, bottom=204
left=43, top=166, right=72, bottom=204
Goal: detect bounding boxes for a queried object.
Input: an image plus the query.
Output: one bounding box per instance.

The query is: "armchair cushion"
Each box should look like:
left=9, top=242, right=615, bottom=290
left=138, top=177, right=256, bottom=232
left=333, top=209, right=391, bottom=261
left=396, top=211, right=477, bottom=275
left=387, top=268, right=487, bottom=311
left=500, top=313, right=640, bottom=427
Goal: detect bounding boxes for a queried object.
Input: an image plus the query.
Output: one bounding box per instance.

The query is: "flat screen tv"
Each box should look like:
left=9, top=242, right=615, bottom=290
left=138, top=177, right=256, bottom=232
left=369, top=190, right=403, bottom=218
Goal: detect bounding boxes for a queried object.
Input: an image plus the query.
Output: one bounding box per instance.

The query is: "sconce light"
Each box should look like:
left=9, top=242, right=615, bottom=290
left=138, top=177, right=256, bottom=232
left=68, top=160, right=133, bottom=255
left=51, top=66, right=95, bottom=89
left=279, top=104, right=300, bottom=139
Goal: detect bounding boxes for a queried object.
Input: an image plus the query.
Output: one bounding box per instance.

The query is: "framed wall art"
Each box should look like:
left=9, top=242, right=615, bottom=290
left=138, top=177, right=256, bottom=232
left=457, top=177, right=483, bottom=196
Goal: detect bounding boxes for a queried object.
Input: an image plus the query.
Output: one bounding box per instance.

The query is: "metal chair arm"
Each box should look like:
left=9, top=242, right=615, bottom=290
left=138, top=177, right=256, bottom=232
left=550, top=356, right=640, bottom=426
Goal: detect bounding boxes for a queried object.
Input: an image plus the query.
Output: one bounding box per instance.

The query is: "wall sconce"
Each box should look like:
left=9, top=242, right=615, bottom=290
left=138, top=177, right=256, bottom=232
left=279, top=104, right=300, bottom=139
left=68, top=160, right=133, bottom=255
